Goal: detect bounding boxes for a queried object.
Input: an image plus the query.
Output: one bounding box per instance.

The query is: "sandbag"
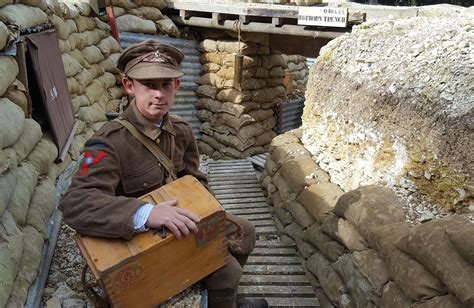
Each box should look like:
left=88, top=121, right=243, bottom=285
left=292, top=193, right=327, bottom=227
left=211, top=112, right=255, bottom=131
left=352, top=250, right=390, bottom=296
left=0, top=98, right=24, bottom=149
left=217, top=40, right=267, bottom=55
left=197, top=140, right=214, bottom=156
left=200, top=52, right=227, bottom=65
left=57, top=38, right=70, bottom=53
left=117, top=14, right=156, bottom=34
left=216, top=88, right=251, bottom=104
left=6, top=161, right=39, bottom=226
left=26, top=136, right=58, bottom=175
left=302, top=223, right=347, bottom=262
left=128, top=6, right=163, bottom=21
left=252, top=86, right=286, bottom=103
left=4, top=79, right=30, bottom=117
left=74, top=15, right=95, bottom=32
left=261, top=54, right=287, bottom=69
left=446, top=221, right=474, bottom=265
left=271, top=142, right=311, bottom=166
left=307, top=251, right=345, bottom=304
left=97, top=37, right=121, bottom=57
left=380, top=281, right=413, bottom=308
left=108, top=86, right=126, bottom=99
left=0, top=21, right=8, bottom=50
left=202, top=62, right=221, bottom=73
left=88, top=63, right=105, bottom=78
left=264, top=156, right=279, bottom=176
left=97, top=72, right=116, bottom=89
left=12, top=118, right=42, bottom=162
left=108, top=0, right=136, bottom=9
left=25, top=177, right=56, bottom=237
left=78, top=103, right=107, bottom=124
left=280, top=155, right=327, bottom=194
left=81, top=45, right=105, bottom=64
left=321, top=213, right=368, bottom=251
left=213, top=132, right=255, bottom=152
left=221, top=145, right=264, bottom=159
left=397, top=216, right=474, bottom=306
left=0, top=211, right=23, bottom=307
left=6, top=225, right=44, bottom=307
left=99, top=52, right=120, bottom=73
left=84, top=79, right=105, bottom=104
left=412, top=295, right=463, bottom=308
left=62, top=53, right=82, bottom=77
left=333, top=185, right=405, bottom=239
left=0, top=168, right=16, bottom=216
left=132, top=0, right=166, bottom=9
left=269, top=132, right=300, bottom=153
left=71, top=95, right=90, bottom=112
left=196, top=109, right=213, bottom=122
left=69, top=49, right=90, bottom=69
left=196, top=85, right=218, bottom=99
left=59, top=1, right=79, bottom=18
left=366, top=222, right=447, bottom=301
left=272, top=171, right=296, bottom=204
left=255, top=129, right=276, bottom=147
left=0, top=56, right=18, bottom=96
left=0, top=4, right=47, bottom=30
left=195, top=97, right=222, bottom=113
left=49, top=14, right=72, bottom=40
left=287, top=201, right=315, bottom=228
left=220, top=101, right=256, bottom=117
left=223, top=53, right=260, bottom=68
left=74, top=68, right=94, bottom=90
left=0, top=148, right=16, bottom=175
left=274, top=205, right=294, bottom=226
left=67, top=76, right=82, bottom=95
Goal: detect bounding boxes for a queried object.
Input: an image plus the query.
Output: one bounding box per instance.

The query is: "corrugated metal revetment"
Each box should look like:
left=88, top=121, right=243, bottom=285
left=275, top=98, right=305, bottom=133
left=119, top=32, right=202, bottom=139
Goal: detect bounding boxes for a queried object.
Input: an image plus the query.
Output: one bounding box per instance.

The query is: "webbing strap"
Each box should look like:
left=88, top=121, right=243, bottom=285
left=114, top=119, right=177, bottom=181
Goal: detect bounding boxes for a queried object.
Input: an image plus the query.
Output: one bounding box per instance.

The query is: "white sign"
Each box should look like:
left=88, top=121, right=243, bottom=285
left=298, top=7, right=348, bottom=28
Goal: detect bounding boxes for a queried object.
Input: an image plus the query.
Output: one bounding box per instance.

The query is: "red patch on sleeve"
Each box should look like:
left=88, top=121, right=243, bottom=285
left=80, top=151, right=108, bottom=176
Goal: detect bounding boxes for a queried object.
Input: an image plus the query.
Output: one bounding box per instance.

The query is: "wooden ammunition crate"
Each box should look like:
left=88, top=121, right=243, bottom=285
left=75, top=175, right=228, bottom=307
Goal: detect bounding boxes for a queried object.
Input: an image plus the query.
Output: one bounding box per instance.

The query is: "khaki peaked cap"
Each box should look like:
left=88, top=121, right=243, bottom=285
left=117, top=40, right=184, bottom=80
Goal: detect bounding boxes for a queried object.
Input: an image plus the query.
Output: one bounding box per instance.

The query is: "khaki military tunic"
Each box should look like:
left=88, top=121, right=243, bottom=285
left=60, top=102, right=207, bottom=239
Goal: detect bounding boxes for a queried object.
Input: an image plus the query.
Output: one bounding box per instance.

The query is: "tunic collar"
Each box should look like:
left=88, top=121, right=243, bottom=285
left=121, top=99, right=176, bottom=140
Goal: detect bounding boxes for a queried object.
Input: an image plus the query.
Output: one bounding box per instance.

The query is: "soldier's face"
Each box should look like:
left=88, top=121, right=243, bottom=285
left=123, top=78, right=180, bottom=123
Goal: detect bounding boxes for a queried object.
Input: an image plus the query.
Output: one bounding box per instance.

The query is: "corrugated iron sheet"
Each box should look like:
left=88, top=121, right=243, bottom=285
left=278, top=98, right=304, bottom=133
left=119, top=32, right=202, bottom=138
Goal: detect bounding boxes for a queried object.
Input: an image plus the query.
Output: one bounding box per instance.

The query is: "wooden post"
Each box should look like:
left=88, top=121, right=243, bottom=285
left=233, top=54, right=243, bottom=91
left=106, top=6, right=120, bottom=44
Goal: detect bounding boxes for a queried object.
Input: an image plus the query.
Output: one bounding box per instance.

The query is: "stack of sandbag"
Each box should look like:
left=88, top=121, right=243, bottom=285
left=0, top=26, right=60, bottom=308
left=48, top=0, right=127, bottom=159
left=102, top=0, right=178, bottom=37
left=260, top=129, right=474, bottom=307
left=196, top=38, right=287, bottom=159
left=282, top=54, right=308, bottom=95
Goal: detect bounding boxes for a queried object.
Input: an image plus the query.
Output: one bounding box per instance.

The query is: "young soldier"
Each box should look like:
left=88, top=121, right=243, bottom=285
left=60, top=40, right=268, bottom=308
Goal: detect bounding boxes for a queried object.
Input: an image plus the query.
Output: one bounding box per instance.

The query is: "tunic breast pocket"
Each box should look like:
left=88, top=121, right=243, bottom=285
left=121, top=164, right=164, bottom=196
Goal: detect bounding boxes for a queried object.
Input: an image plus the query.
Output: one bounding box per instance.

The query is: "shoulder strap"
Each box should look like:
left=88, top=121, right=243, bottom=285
left=114, top=119, right=177, bottom=181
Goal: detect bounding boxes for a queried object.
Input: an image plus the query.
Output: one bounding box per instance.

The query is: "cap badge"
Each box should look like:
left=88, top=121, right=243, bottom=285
left=151, top=51, right=168, bottom=63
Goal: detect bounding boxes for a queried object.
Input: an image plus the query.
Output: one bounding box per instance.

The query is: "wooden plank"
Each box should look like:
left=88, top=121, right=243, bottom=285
left=228, top=207, right=271, bottom=215
left=243, top=265, right=305, bottom=275
left=218, top=197, right=267, bottom=204
left=215, top=192, right=264, bottom=199
left=209, top=175, right=258, bottom=182
left=251, top=247, right=297, bottom=256
left=239, top=213, right=273, bottom=221
left=272, top=17, right=283, bottom=27
left=238, top=285, right=315, bottom=297
left=210, top=183, right=262, bottom=190
left=249, top=219, right=275, bottom=227
left=210, top=168, right=255, bottom=173
left=239, top=274, right=311, bottom=286
left=222, top=202, right=269, bottom=209
left=213, top=187, right=263, bottom=194
left=255, top=226, right=278, bottom=235
left=255, top=240, right=295, bottom=248
left=247, top=297, right=320, bottom=307
left=209, top=171, right=257, bottom=177
left=247, top=256, right=301, bottom=265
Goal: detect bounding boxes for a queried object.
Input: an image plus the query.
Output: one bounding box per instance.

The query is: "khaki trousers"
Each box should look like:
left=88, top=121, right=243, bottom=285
left=203, top=213, right=256, bottom=308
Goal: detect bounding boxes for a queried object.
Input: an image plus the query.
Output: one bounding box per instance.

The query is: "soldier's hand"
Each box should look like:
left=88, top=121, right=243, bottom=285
left=146, top=199, right=200, bottom=239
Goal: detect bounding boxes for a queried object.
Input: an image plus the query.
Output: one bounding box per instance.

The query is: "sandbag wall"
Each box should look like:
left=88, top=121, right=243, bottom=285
left=260, top=130, right=474, bottom=308
left=282, top=54, right=308, bottom=95
left=103, top=0, right=178, bottom=37
left=195, top=38, right=287, bottom=159
left=0, top=1, right=125, bottom=306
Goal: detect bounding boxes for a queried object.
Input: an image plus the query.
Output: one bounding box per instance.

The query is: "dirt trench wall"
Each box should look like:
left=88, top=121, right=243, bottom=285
left=302, top=10, right=473, bottom=212
left=260, top=130, right=474, bottom=307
